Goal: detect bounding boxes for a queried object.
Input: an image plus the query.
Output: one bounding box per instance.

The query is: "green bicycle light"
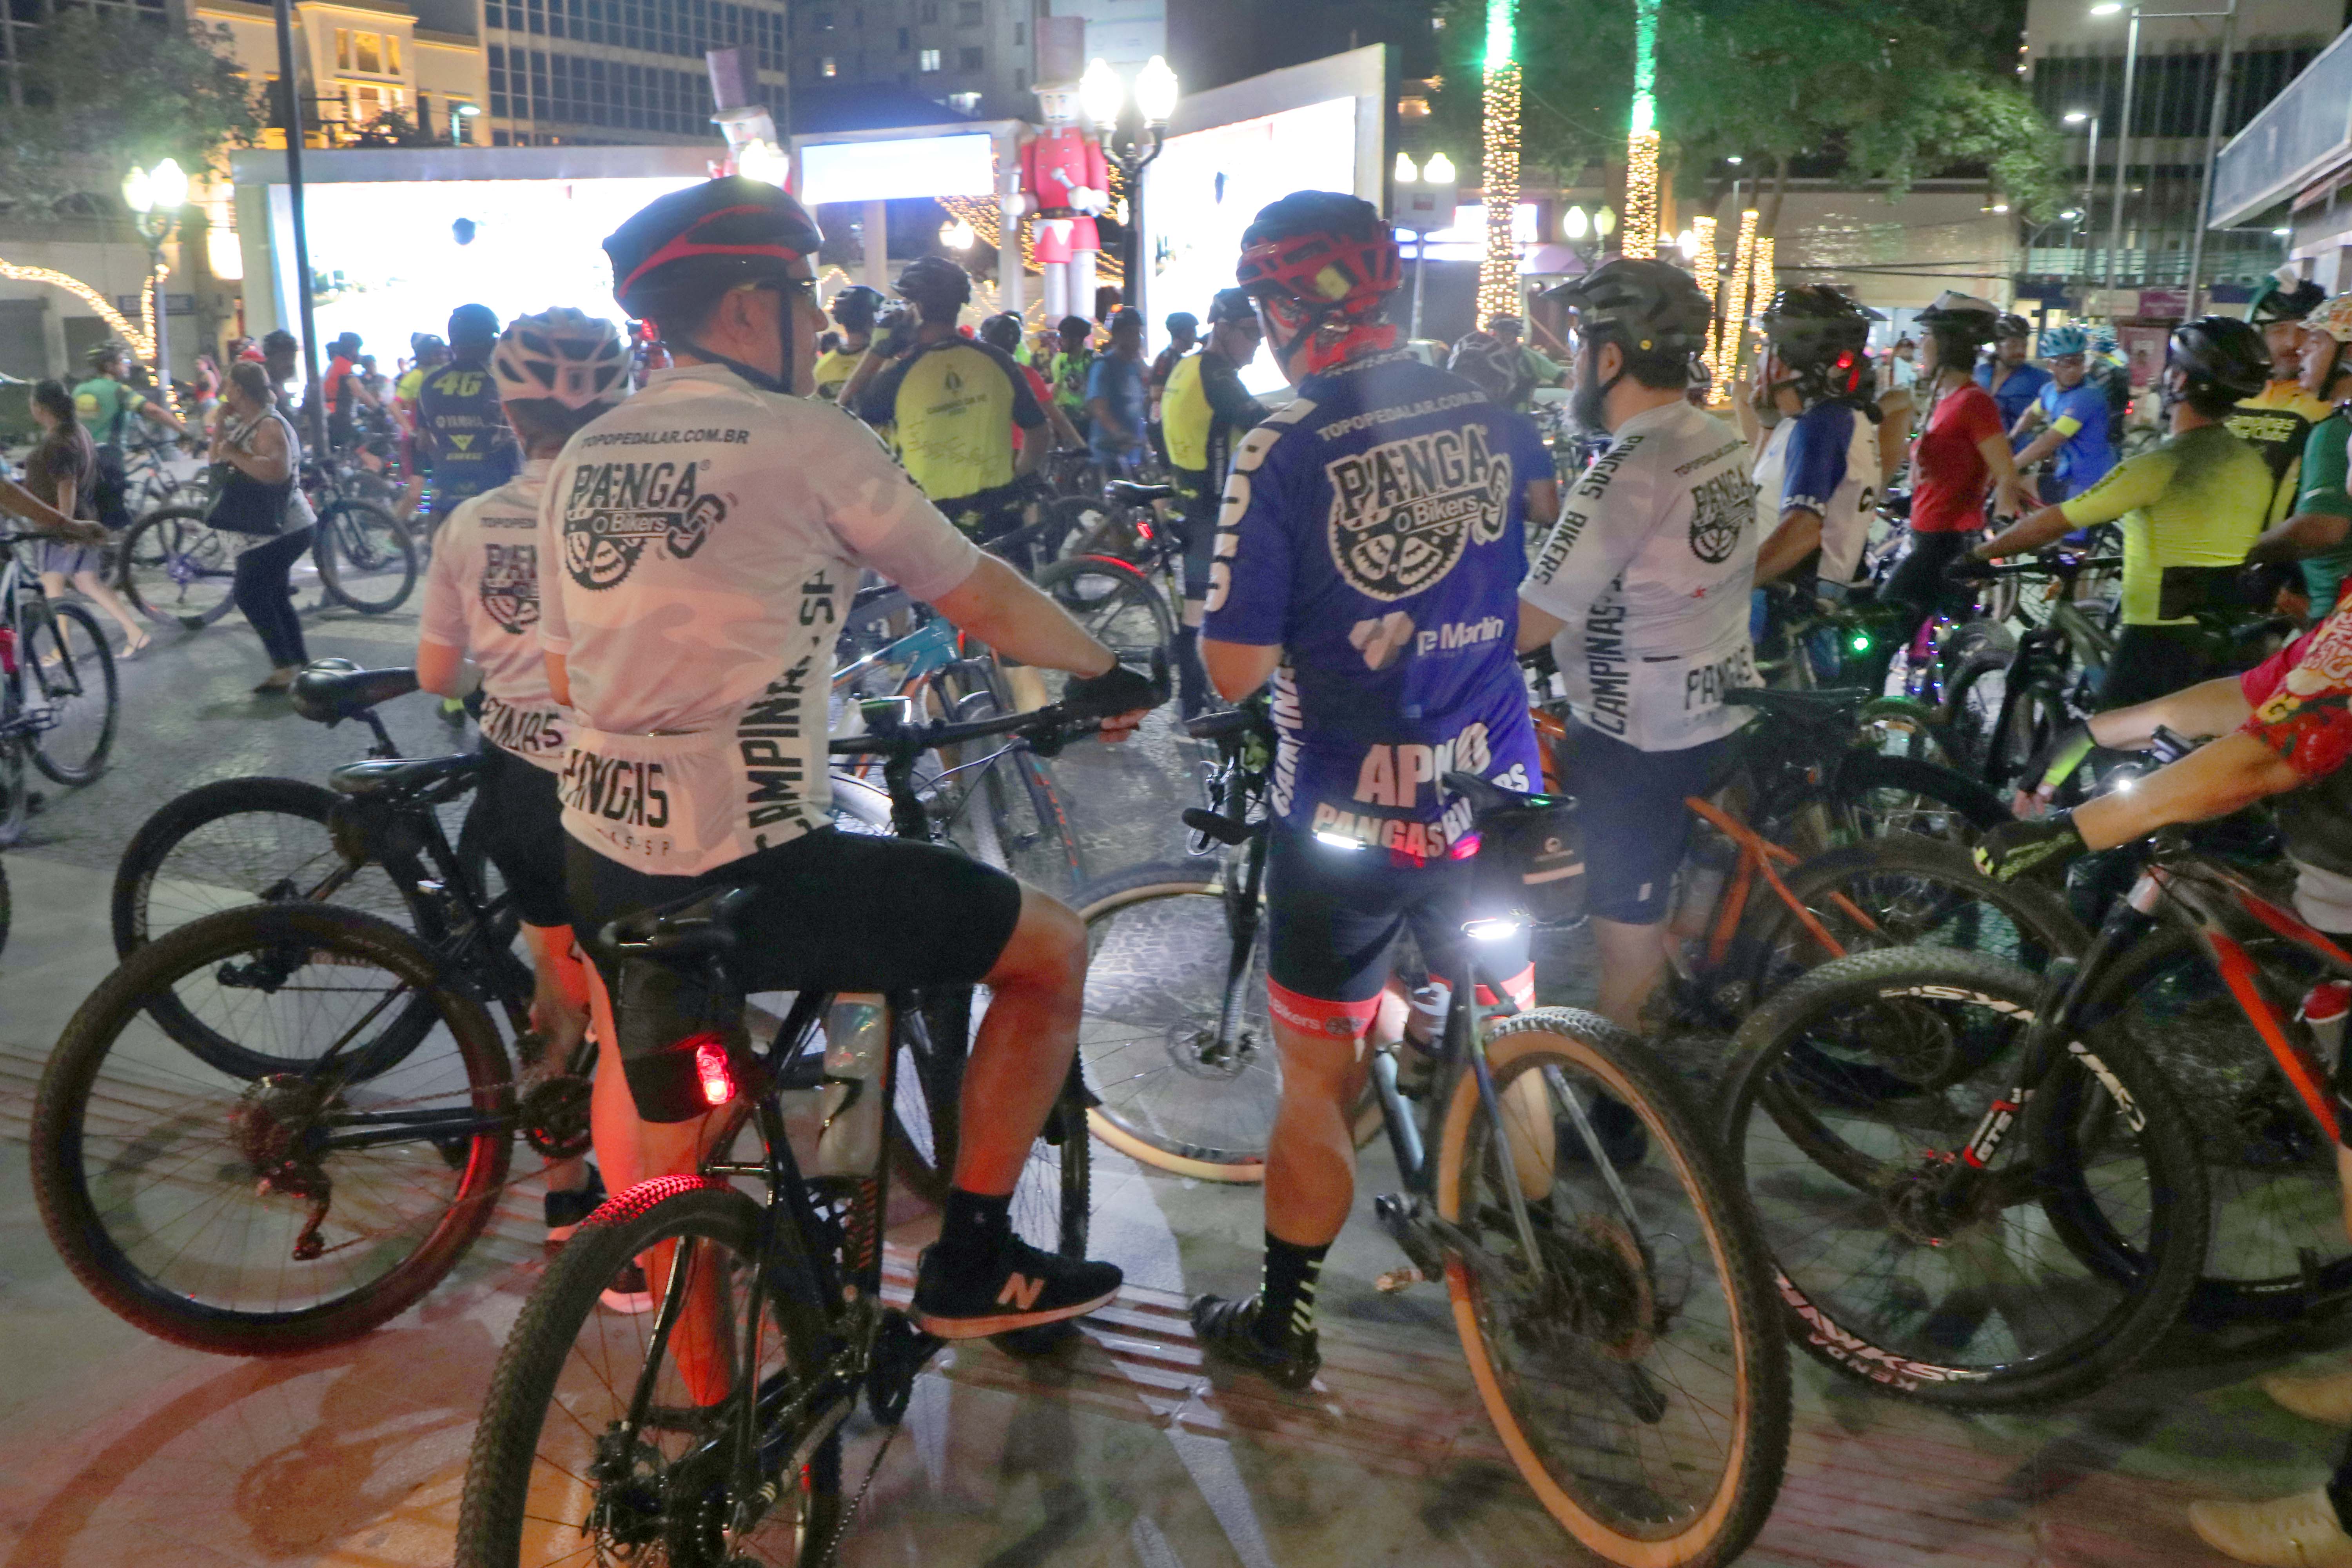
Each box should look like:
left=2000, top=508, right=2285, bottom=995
left=1848, top=630, right=1874, bottom=654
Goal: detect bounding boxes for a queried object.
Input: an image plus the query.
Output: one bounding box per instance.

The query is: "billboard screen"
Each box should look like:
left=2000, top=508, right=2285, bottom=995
left=1141, top=95, right=1359, bottom=394
left=798, top=132, right=997, bottom=206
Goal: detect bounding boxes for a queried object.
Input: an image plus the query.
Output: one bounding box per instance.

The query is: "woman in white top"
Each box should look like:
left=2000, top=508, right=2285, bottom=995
left=212, top=361, right=318, bottom=693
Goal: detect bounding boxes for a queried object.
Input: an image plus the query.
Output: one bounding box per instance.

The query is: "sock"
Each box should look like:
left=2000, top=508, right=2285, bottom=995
left=1173, top=625, right=1207, bottom=715
left=935, top=1187, right=1013, bottom=1271
left=1256, top=1231, right=1331, bottom=1346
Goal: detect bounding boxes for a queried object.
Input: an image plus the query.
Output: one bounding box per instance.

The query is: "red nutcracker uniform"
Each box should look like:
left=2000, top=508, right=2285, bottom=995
left=1018, top=85, right=1109, bottom=322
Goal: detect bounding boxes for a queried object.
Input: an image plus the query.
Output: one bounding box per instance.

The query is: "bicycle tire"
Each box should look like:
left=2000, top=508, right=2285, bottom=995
left=117, top=506, right=241, bottom=628
left=31, top=902, right=515, bottom=1354
left=456, top=1176, right=842, bottom=1568
left=1032, top=555, right=1174, bottom=677
left=1437, top=1010, right=1789, bottom=1566
left=1721, top=947, right=2208, bottom=1407
left=26, top=600, right=118, bottom=785
left=1825, top=750, right=2010, bottom=846
left=0, top=731, right=27, bottom=849
left=1939, top=649, right=2010, bottom=777
left=313, top=500, right=418, bottom=615
left=1074, top=859, right=1383, bottom=1181
left=2082, top=927, right=2352, bottom=1323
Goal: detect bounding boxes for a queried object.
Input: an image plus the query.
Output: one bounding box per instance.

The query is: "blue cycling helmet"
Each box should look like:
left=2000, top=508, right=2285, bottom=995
left=2089, top=327, right=2119, bottom=356
left=2039, top=325, right=2089, bottom=357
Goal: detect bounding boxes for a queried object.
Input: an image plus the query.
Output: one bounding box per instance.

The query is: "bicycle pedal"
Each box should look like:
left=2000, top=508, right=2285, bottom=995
left=1375, top=1266, right=1430, bottom=1294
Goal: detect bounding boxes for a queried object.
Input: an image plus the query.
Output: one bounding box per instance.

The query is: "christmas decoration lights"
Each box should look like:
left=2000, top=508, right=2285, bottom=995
left=1689, top=214, right=1720, bottom=383
left=1476, top=0, right=1521, bottom=321
left=1722, top=208, right=1759, bottom=382
left=1622, top=0, right=1661, bottom=260
left=0, top=257, right=156, bottom=361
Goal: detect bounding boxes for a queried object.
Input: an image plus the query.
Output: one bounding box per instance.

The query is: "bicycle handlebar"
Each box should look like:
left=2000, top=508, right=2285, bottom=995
left=826, top=695, right=1103, bottom=760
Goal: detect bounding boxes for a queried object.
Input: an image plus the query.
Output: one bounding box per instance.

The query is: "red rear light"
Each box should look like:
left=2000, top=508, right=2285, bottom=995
left=691, top=1035, right=737, bottom=1107
left=1136, top=518, right=1154, bottom=541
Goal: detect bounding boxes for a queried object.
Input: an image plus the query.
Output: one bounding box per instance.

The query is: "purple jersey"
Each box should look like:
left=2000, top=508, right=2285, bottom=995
left=1202, top=351, right=1546, bottom=860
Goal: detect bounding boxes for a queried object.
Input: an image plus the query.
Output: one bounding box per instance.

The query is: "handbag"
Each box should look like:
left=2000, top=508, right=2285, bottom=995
left=205, top=416, right=294, bottom=538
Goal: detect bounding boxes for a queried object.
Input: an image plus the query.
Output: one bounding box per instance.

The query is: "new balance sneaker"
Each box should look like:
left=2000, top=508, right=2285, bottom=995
left=910, top=1236, right=1122, bottom=1340
left=600, top=1261, right=655, bottom=1315
left=544, top=1165, right=609, bottom=1249
left=1189, top=1293, right=1321, bottom=1391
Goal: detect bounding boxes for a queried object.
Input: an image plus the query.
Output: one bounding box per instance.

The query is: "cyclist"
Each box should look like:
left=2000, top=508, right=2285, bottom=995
left=2007, top=324, right=2116, bottom=506
left=319, top=331, right=384, bottom=451
left=1748, top=286, right=1884, bottom=595
left=1191, top=191, right=1552, bottom=1388
left=810, top=283, right=882, bottom=401
left=2230, top=270, right=2334, bottom=528
left=1486, top=312, right=1561, bottom=412
left=1879, top=290, right=2027, bottom=653
left=393, top=332, right=449, bottom=520
left=1976, top=312, right=2051, bottom=441
left=1086, top=305, right=1150, bottom=477
left=1514, top=257, right=1755, bottom=1040
left=1162, top=287, right=1271, bottom=716
left=74, top=341, right=187, bottom=530
left=850, top=255, right=1049, bottom=544
left=1049, top=313, right=1094, bottom=435
left=260, top=330, right=301, bottom=408
left=415, top=308, right=628, bottom=1253
left=1147, top=307, right=1198, bottom=437
left=2247, top=292, right=2352, bottom=616
left=416, top=303, right=522, bottom=535
left=1440, top=332, right=1563, bottom=530
left=1959, top=316, right=2274, bottom=709
left=980, top=312, right=1083, bottom=456
left=544, top=176, right=1154, bottom=1341
left=1973, top=546, right=2352, bottom=1568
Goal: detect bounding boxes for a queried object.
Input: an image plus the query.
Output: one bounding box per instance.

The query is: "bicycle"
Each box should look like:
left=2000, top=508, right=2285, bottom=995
left=1717, top=777, right=2352, bottom=1406
left=303, top=448, right=420, bottom=615
left=453, top=694, right=1114, bottom=1568
left=0, top=530, right=120, bottom=845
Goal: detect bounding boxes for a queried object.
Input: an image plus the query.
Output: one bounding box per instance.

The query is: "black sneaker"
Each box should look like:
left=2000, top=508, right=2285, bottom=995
left=911, top=1236, right=1122, bottom=1340
left=544, top=1165, right=609, bottom=1248
left=1189, top=1293, right=1321, bottom=1391
left=600, top=1261, right=655, bottom=1315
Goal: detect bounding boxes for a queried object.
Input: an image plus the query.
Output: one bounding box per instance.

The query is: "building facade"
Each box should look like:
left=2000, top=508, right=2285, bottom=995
left=196, top=0, right=487, bottom=146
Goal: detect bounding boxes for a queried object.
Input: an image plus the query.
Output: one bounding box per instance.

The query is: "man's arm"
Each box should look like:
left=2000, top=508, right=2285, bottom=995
left=1523, top=476, right=1561, bottom=531
left=1516, top=600, right=1567, bottom=654
left=1517, top=455, right=1659, bottom=655
left=1976, top=501, right=2076, bottom=560
left=931, top=554, right=1114, bottom=676
left=2073, top=733, right=2305, bottom=849
left=1754, top=508, right=1825, bottom=586
left=1200, top=639, right=1282, bottom=701
left=2088, top=675, right=2254, bottom=750
left=136, top=395, right=188, bottom=436
left=1985, top=447, right=2161, bottom=561
left=0, top=474, right=79, bottom=534
left=2249, top=512, right=2352, bottom=564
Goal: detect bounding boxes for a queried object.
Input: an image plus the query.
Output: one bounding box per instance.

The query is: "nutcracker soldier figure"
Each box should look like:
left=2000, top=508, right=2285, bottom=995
left=1015, top=80, right=1110, bottom=324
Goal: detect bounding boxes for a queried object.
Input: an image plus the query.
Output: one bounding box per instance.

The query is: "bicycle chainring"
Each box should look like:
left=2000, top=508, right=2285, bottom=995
left=864, top=1310, right=942, bottom=1426
left=519, top=1073, right=594, bottom=1159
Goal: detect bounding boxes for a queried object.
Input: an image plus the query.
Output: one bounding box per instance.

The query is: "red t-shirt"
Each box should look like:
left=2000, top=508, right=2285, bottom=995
left=1909, top=381, right=2006, bottom=534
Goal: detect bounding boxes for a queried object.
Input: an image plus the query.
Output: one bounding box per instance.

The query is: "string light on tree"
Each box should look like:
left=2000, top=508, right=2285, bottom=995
left=1722, top=207, right=1759, bottom=381
left=1749, top=233, right=1776, bottom=360
left=1621, top=0, right=1662, bottom=260
left=0, top=256, right=156, bottom=361
left=1688, top=214, right=1720, bottom=380
left=1477, top=0, right=1522, bottom=321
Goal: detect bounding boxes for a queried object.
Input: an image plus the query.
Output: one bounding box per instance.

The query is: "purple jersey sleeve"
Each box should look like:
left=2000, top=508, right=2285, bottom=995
left=1200, top=416, right=1302, bottom=646
left=1779, top=402, right=1854, bottom=517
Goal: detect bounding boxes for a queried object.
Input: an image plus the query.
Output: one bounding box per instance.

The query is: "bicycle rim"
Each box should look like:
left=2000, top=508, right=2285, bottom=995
left=0, top=732, right=29, bottom=847
left=120, top=509, right=238, bottom=627
left=28, top=601, right=119, bottom=785
left=1078, top=867, right=1279, bottom=1178
left=31, top=904, right=514, bottom=1353
left=1439, top=1013, right=1786, bottom=1565
left=457, top=1179, right=841, bottom=1568
left=1034, top=557, right=1172, bottom=692
left=317, top=502, right=418, bottom=614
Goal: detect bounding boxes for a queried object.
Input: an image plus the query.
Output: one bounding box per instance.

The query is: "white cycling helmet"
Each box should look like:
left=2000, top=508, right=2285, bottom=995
left=491, top=307, right=631, bottom=410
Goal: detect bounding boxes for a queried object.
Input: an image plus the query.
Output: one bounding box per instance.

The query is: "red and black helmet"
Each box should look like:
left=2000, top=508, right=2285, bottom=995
left=1235, top=191, right=1401, bottom=325
left=604, top=176, right=824, bottom=320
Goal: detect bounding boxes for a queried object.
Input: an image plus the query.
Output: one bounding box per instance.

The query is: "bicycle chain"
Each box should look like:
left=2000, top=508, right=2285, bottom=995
left=817, top=1413, right=905, bottom=1566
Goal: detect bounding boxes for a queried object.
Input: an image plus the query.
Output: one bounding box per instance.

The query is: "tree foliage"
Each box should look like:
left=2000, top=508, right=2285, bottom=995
left=0, top=9, right=261, bottom=207
left=1427, top=0, right=2063, bottom=225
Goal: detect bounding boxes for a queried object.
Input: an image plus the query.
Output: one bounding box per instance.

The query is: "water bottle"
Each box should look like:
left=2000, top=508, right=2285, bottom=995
left=816, top=993, right=889, bottom=1177
left=2302, top=980, right=2352, bottom=1073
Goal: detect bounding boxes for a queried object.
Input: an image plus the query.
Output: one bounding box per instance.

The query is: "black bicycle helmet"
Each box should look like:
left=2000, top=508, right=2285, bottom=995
left=1204, top=287, right=1256, bottom=325
left=2249, top=270, right=2328, bottom=327
left=829, top=283, right=885, bottom=333
left=894, top=254, right=973, bottom=316
left=978, top=311, right=1025, bottom=353
left=1994, top=312, right=2032, bottom=341
left=409, top=332, right=448, bottom=359
left=1543, top=258, right=1713, bottom=359
left=1915, top=289, right=2003, bottom=352
left=1165, top=310, right=1198, bottom=335
left=606, top=176, right=823, bottom=322
left=86, top=338, right=129, bottom=368
left=1761, top=285, right=1883, bottom=400
left=447, top=303, right=500, bottom=348
left=2168, top=314, right=2270, bottom=400
left=1447, top=331, right=1522, bottom=402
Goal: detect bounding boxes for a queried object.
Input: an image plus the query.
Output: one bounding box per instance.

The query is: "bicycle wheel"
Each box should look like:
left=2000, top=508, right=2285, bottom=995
left=0, top=855, right=10, bottom=957
left=1436, top=1010, right=1789, bottom=1566
left=457, top=1177, right=842, bottom=1568
left=1722, top=947, right=2207, bottom=1406
left=1032, top=555, right=1174, bottom=686
left=117, top=506, right=239, bottom=628
left=314, top=500, right=418, bottom=614
left=30, top=903, right=515, bottom=1354
left=25, top=600, right=118, bottom=785
left=0, top=729, right=27, bottom=849
left=1940, top=650, right=2010, bottom=777
left=1826, top=750, right=2009, bottom=846
left=2085, top=928, right=2352, bottom=1323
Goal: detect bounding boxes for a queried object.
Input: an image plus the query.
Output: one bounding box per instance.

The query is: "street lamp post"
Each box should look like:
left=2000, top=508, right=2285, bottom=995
left=2063, top=109, right=2102, bottom=299
left=120, top=158, right=189, bottom=413
left=2092, top=0, right=2249, bottom=311
left=450, top=100, right=480, bottom=146
left=1079, top=55, right=1178, bottom=329
left=1394, top=152, right=1459, bottom=341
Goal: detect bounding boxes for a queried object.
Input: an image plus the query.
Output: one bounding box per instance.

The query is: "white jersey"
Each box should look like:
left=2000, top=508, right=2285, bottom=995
left=418, top=459, right=570, bottom=771
left=1752, top=399, right=1880, bottom=589
left=537, top=363, right=982, bottom=874
left=1521, top=399, right=1759, bottom=751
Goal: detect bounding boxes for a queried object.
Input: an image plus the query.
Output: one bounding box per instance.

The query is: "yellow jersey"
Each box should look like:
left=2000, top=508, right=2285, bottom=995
left=810, top=346, right=865, bottom=403
left=2058, top=422, right=2273, bottom=625
left=2228, top=381, right=2337, bottom=524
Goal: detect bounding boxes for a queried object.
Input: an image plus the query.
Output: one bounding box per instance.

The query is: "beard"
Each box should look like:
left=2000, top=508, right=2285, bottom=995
left=1570, top=345, right=1611, bottom=436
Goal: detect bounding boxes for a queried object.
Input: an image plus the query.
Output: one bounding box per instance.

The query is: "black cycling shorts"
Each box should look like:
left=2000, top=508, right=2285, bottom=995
left=1172, top=464, right=1215, bottom=600
left=465, top=740, right=574, bottom=929
left=1554, top=718, right=1739, bottom=926
left=1264, top=826, right=1532, bottom=1027
left=2096, top=623, right=2214, bottom=712
left=566, top=825, right=1025, bottom=998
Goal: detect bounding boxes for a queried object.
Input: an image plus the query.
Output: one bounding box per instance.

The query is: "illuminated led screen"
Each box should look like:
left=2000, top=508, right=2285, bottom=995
left=269, top=175, right=703, bottom=360
left=1141, top=96, right=1359, bottom=395
left=798, top=133, right=996, bottom=205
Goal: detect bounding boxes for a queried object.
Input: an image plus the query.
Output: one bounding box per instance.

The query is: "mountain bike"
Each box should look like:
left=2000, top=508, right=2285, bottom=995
left=454, top=694, right=1115, bottom=1568
left=118, top=460, right=414, bottom=630
left=1027, top=479, right=1180, bottom=675
left=0, top=530, right=119, bottom=845
left=1718, top=791, right=2352, bottom=1406
left=304, top=452, right=418, bottom=615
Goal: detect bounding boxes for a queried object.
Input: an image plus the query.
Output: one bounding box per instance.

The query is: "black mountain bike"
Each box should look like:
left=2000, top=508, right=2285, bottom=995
left=1, top=530, right=119, bottom=846
left=455, top=694, right=1112, bottom=1568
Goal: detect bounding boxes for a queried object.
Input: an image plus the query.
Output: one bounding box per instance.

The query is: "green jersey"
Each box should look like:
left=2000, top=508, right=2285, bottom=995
left=72, top=376, right=149, bottom=447
left=2296, top=411, right=2352, bottom=609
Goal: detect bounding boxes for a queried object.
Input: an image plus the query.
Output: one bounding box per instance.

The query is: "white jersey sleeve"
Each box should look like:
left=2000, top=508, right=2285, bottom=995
left=418, top=494, right=474, bottom=652
left=811, top=410, right=984, bottom=603
left=425, top=464, right=572, bottom=768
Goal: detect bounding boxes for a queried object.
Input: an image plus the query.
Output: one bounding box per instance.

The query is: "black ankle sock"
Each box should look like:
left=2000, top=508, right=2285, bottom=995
left=936, top=1188, right=1013, bottom=1270
left=1173, top=625, right=1207, bottom=713
left=1256, top=1232, right=1331, bottom=1345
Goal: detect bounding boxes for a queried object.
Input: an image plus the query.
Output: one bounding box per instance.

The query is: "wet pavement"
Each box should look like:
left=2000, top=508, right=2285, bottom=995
left=0, top=580, right=2345, bottom=1566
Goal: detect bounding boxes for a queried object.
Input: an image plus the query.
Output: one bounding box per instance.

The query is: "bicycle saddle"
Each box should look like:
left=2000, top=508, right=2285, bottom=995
left=1106, top=481, right=1175, bottom=505
left=292, top=661, right=421, bottom=724
left=1442, top=770, right=1569, bottom=820
left=604, top=884, right=760, bottom=963
left=328, top=753, right=482, bottom=798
